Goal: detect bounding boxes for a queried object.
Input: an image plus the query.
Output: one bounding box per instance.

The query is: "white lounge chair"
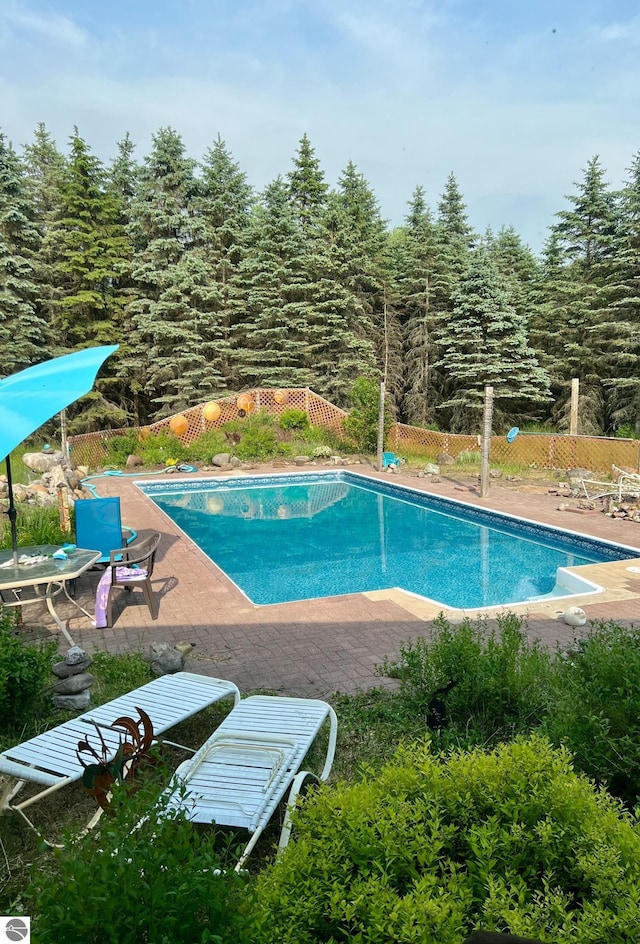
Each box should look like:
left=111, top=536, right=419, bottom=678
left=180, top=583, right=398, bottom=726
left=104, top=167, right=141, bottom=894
left=163, top=694, right=338, bottom=870
left=0, top=672, right=240, bottom=838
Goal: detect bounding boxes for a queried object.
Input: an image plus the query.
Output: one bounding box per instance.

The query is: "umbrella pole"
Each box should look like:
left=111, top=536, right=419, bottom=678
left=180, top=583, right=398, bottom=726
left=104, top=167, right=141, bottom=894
left=5, top=457, right=19, bottom=565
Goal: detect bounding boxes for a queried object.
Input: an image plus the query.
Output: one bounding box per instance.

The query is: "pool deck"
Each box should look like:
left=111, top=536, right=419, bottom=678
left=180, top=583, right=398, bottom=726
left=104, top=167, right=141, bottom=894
left=17, top=464, right=640, bottom=698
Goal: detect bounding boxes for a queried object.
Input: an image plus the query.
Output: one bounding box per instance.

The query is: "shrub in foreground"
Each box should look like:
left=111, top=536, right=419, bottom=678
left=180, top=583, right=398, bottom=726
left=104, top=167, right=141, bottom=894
left=378, top=612, right=553, bottom=744
left=27, top=777, right=251, bottom=944
left=250, top=736, right=640, bottom=943
left=0, top=607, right=57, bottom=740
left=545, top=620, right=640, bottom=805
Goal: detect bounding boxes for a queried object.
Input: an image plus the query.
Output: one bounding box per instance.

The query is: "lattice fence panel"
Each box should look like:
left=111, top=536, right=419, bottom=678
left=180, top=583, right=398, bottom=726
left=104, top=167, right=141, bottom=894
left=69, top=389, right=348, bottom=468
left=491, top=433, right=640, bottom=475
left=390, top=423, right=480, bottom=460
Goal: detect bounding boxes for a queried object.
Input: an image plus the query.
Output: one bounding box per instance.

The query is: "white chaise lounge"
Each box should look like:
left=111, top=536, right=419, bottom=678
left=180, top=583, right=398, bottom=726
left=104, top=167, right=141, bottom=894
left=162, top=694, right=338, bottom=870
left=0, top=672, right=240, bottom=836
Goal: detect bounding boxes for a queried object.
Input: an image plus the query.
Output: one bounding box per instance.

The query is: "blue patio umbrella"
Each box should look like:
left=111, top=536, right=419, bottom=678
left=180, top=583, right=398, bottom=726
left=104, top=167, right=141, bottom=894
left=0, top=345, right=118, bottom=564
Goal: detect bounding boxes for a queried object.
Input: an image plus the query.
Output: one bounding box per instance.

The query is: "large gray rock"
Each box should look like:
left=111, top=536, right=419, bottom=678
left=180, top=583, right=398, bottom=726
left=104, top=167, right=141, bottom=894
left=423, top=463, right=440, bottom=475
left=437, top=453, right=456, bottom=466
left=149, top=642, right=185, bottom=676
left=52, top=656, right=93, bottom=678
left=52, top=690, right=91, bottom=711
left=211, top=453, right=231, bottom=467
left=65, top=645, right=88, bottom=665
left=53, top=672, right=95, bottom=695
left=22, top=451, right=64, bottom=473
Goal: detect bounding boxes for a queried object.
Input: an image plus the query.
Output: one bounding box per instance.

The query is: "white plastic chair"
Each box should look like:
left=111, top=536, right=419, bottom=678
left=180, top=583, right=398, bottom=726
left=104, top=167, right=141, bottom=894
left=0, top=672, right=240, bottom=839
left=163, top=694, right=338, bottom=870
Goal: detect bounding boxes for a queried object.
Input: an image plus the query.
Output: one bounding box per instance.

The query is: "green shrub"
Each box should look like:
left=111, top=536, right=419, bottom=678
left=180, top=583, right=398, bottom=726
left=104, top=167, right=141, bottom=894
left=235, top=427, right=283, bottom=461
left=104, top=430, right=141, bottom=466
left=343, top=376, right=388, bottom=453
left=27, top=774, right=251, bottom=944
left=0, top=607, right=57, bottom=738
left=0, top=504, right=70, bottom=549
left=186, top=429, right=229, bottom=462
left=378, top=613, right=553, bottom=744
left=141, top=431, right=190, bottom=466
left=279, top=408, right=309, bottom=431
left=544, top=621, right=640, bottom=805
left=250, top=736, right=640, bottom=943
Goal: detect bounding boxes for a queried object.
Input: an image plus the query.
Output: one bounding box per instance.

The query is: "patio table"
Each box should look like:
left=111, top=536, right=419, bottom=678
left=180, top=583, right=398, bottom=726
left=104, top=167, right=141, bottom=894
left=0, top=544, right=101, bottom=646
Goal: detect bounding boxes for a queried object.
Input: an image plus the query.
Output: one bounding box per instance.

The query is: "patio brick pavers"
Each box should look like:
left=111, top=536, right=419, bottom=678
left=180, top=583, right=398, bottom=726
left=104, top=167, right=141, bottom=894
left=15, top=464, right=640, bottom=698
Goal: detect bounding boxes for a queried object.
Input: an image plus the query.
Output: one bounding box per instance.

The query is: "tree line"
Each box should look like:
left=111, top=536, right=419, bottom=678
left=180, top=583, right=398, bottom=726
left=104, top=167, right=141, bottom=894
left=1, top=124, right=638, bottom=436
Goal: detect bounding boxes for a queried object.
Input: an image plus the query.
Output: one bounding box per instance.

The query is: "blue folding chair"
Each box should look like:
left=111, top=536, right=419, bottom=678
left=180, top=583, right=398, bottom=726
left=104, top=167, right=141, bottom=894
left=382, top=452, right=404, bottom=469
left=74, top=497, right=137, bottom=564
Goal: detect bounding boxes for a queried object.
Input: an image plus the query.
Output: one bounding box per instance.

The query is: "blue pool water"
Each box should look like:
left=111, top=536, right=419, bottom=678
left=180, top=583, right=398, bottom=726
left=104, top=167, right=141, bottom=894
left=137, top=471, right=637, bottom=608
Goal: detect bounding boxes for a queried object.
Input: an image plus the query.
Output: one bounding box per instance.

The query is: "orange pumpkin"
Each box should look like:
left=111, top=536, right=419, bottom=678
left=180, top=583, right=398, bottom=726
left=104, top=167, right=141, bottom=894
left=203, top=401, right=221, bottom=423
left=169, top=414, right=188, bottom=436
left=237, top=393, right=255, bottom=414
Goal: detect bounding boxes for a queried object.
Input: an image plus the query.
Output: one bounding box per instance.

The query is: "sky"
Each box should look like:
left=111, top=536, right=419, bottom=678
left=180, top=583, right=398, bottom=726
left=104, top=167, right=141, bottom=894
left=1, top=0, right=639, bottom=253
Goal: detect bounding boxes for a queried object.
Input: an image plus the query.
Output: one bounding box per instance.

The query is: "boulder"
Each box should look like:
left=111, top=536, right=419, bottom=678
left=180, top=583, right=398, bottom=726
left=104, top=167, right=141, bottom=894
left=22, top=451, right=64, bottom=473
left=126, top=454, right=143, bottom=467
left=52, top=656, right=93, bottom=678
left=212, top=453, right=231, bottom=467
left=230, top=456, right=243, bottom=468
left=294, top=456, right=311, bottom=465
left=52, top=691, right=91, bottom=711
left=148, top=641, right=185, bottom=676
left=437, top=453, right=456, bottom=466
left=53, top=672, right=95, bottom=695
left=423, top=463, right=440, bottom=475
left=65, top=645, right=88, bottom=665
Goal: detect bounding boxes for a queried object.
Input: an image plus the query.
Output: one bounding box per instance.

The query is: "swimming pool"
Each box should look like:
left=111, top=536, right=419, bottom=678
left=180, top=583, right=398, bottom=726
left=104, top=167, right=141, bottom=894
left=136, top=471, right=638, bottom=608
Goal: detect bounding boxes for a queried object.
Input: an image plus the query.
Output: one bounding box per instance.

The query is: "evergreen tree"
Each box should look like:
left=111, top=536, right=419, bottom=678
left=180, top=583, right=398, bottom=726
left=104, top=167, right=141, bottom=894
left=21, top=123, right=65, bottom=349
left=51, top=129, right=130, bottom=351
left=231, top=177, right=323, bottom=389
left=125, top=127, right=226, bottom=420
left=435, top=248, right=550, bottom=432
left=0, top=132, right=47, bottom=374
left=286, top=133, right=328, bottom=230
left=331, top=163, right=392, bottom=391
left=595, top=153, right=640, bottom=433
left=540, top=157, right=618, bottom=431
left=43, top=130, right=132, bottom=429
left=199, top=135, right=253, bottom=388
left=108, top=133, right=139, bottom=209
left=396, top=186, right=439, bottom=424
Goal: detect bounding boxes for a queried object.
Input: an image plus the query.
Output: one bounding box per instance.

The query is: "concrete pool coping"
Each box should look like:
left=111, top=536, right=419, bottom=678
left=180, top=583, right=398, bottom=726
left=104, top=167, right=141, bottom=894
left=16, top=463, right=640, bottom=698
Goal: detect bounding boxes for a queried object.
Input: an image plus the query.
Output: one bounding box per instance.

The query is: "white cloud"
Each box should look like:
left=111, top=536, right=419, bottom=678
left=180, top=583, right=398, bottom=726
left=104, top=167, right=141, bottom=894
left=1, top=3, right=87, bottom=48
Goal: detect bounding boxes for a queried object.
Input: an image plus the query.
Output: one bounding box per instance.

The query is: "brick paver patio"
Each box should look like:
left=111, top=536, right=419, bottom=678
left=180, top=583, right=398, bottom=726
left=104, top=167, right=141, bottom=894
left=16, top=466, right=640, bottom=698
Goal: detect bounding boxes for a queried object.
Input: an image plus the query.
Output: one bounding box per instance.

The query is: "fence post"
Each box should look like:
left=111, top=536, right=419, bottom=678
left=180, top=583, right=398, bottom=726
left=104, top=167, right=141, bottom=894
left=570, top=378, right=579, bottom=435
left=480, top=386, right=494, bottom=497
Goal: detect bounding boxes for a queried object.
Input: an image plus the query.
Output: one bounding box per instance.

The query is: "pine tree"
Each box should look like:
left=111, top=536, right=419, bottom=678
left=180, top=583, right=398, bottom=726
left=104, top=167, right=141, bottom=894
left=331, top=162, right=391, bottom=390
left=396, top=186, right=439, bottom=424
left=21, top=123, right=65, bottom=350
left=199, top=135, right=253, bottom=388
left=540, top=157, right=618, bottom=431
left=286, top=134, right=328, bottom=230
left=435, top=248, right=550, bottom=432
left=595, top=153, right=640, bottom=432
left=51, top=129, right=130, bottom=351
left=231, top=177, right=321, bottom=389
left=0, top=132, right=47, bottom=374
left=125, top=127, right=227, bottom=420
